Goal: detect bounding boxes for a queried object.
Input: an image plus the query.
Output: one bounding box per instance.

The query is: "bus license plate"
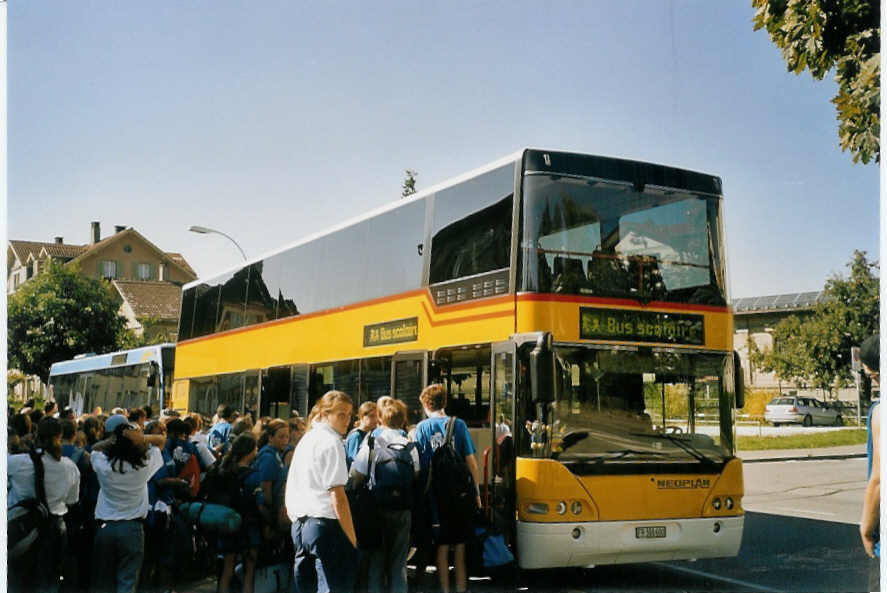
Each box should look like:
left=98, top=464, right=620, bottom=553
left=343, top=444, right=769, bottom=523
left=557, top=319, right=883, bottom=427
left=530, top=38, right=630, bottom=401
left=635, top=526, right=666, bottom=539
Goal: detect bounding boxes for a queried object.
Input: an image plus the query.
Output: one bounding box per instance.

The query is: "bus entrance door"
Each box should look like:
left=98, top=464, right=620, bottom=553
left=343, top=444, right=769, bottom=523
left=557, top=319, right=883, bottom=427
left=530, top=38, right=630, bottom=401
left=391, top=351, right=428, bottom=428
left=490, top=341, right=517, bottom=542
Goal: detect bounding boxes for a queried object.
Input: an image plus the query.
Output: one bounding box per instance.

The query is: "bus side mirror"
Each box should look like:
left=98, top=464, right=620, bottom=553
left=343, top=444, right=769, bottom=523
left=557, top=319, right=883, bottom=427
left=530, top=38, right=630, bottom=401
left=733, top=351, right=745, bottom=409
left=147, top=370, right=157, bottom=388
left=530, top=333, right=554, bottom=403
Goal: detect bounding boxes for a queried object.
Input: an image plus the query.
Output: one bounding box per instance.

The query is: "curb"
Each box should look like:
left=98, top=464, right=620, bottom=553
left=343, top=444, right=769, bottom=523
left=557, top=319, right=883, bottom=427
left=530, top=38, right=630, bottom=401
left=741, top=453, right=867, bottom=464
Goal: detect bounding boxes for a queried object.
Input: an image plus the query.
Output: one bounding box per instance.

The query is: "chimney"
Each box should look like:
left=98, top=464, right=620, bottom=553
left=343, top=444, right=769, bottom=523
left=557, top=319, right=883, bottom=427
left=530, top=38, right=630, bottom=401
left=114, top=225, right=126, bottom=234
left=54, top=237, right=63, bottom=244
left=91, top=221, right=100, bottom=244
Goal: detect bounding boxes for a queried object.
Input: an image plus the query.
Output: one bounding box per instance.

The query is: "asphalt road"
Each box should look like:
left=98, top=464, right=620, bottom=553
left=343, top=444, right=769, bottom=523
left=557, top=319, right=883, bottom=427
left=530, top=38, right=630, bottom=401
left=742, top=457, right=866, bottom=524
left=505, top=511, right=870, bottom=592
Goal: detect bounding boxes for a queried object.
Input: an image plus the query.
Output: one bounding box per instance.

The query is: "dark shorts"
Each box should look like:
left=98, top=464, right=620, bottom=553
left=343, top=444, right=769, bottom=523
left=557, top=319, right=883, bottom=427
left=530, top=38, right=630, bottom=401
left=434, top=508, right=473, bottom=546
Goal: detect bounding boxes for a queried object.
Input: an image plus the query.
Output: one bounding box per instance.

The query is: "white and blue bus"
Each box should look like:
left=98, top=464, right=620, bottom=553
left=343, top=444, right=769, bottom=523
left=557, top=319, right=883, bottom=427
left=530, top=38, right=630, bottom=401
left=48, top=344, right=176, bottom=416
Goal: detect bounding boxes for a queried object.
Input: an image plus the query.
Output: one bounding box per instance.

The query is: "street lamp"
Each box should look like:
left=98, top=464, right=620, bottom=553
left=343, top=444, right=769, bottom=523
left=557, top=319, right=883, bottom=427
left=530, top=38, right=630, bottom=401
left=188, top=225, right=247, bottom=261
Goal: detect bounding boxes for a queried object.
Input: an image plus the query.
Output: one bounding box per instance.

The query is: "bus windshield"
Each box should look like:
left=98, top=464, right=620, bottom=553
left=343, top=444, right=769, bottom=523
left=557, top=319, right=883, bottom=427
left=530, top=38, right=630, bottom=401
left=535, top=346, right=735, bottom=465
left=521, top=174, right=726, bottom=305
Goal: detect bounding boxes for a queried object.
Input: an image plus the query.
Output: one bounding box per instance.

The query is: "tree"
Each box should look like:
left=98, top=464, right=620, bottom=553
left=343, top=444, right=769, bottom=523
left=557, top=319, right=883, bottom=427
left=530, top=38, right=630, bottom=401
left=117, top=316, right=169, bottom=349
left=753, top=250, right=879, bottom=396
left=402, top=169, right=418, bottom=198
left=8, top=261, right=133, bottom=381
left=752, top=0, right=880, bottom=164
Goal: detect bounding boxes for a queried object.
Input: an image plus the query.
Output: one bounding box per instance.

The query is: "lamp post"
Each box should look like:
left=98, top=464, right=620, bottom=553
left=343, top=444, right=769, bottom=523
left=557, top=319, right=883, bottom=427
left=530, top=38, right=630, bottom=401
left=188, top=225, right=247, bottom=261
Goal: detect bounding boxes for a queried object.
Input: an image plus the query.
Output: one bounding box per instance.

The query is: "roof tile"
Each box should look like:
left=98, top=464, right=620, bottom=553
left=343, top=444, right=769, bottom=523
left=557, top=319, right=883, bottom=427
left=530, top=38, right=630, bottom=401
left=9, top=240, right=86, bottom=261
left=112, top=280, right=183, bottom=320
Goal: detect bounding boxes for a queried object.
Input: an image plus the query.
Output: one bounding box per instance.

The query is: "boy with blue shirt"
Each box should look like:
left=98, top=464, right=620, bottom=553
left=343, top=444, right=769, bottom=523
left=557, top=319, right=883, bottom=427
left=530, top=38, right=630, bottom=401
left=209, top=404, right=237, bottom=456
left=414, top=384, right=481, bottom=593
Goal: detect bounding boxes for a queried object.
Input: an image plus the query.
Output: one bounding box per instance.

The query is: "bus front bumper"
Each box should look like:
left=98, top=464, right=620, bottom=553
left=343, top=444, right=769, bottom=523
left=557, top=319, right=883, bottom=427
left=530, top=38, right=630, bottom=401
left=516, top=515, right=744, bottom=569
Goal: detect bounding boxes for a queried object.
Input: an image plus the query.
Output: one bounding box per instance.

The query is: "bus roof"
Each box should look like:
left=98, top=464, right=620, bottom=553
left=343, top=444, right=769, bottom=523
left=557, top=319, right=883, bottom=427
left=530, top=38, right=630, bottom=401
left=183, top=147, right=723, bottom=291
left=48, top=343, right=175, bottom=378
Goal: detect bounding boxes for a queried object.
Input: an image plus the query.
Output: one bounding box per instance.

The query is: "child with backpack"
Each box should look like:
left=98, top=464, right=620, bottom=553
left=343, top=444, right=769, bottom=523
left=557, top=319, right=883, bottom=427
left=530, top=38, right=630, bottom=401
left=414, top=384, right=481, bottom=593
left=344, top=401, right=378, bottom=469
left=351, top=398, right=419, bottom=593
left=201, top=433, right=263, bottom=593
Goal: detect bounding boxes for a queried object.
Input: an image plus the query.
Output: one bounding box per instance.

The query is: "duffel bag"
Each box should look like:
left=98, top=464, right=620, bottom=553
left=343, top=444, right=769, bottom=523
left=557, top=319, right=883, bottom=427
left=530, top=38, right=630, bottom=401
left=178, top=501, right=242, bottom=534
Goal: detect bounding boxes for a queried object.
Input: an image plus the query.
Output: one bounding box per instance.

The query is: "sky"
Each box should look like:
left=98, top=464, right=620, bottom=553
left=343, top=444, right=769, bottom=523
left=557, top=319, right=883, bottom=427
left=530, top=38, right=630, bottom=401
left=8, top=1, right=879, bottom=300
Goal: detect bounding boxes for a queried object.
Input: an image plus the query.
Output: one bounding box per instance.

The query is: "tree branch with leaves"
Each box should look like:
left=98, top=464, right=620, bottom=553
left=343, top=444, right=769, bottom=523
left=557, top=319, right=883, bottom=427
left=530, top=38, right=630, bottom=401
left=8, top=261, right=138, bottom=381
left=752, top=0, right=880, bottom=163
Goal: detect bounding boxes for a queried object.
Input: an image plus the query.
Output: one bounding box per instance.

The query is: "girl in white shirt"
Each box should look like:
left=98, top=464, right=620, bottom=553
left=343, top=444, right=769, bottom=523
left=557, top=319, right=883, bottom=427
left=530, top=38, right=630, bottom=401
left=90, top=415, right=165, bottom=593
left=285, top=391, right=358, bottom=593
left=8, top=417, right=80, bottom=593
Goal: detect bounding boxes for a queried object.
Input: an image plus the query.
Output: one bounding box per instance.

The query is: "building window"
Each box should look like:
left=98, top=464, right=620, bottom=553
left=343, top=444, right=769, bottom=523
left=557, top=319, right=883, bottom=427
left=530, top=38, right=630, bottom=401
left=26, top=263, right=34, bottom=279
left=101, top=260, right=118, bottom=280
left=137, top=263, right=153, bottom=281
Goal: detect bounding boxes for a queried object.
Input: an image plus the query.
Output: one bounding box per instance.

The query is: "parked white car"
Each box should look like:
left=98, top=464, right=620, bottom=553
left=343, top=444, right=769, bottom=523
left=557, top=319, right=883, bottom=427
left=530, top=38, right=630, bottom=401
left=764, top=396, right=843, bottom=427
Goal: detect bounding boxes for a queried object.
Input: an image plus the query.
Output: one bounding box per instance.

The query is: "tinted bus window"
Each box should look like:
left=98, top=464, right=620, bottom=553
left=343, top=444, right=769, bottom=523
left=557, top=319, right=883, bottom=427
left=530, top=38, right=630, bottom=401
left=217, top=271, right=248, bottom=333
left=178, top=287, right=196, bottom=340
left=429, top=194, right=512, bottom=284
left=360, top=357, right=391, bottom=404
left=266, top=198, right=426, bottom=320
left=429, top=163, right=515, bottom=285
left=192, top=283, right=221, bottom=339
left=244, top=262, right=278, bottom=328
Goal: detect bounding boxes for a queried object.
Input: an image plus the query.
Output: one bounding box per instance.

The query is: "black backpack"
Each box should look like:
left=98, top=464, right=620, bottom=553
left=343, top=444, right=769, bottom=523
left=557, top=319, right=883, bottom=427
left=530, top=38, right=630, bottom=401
left=371, top=439, right=415, bottom=510
left=429, top=417, right=477, bottom=519
left=8, top=449, right=51, bottom=559
left=346, top=436, right=383, bottom=550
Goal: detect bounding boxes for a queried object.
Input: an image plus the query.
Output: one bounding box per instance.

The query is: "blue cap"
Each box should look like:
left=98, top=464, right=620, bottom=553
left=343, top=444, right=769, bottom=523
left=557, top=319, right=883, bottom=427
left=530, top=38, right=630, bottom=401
left=105, top=414, right=135, bottom=434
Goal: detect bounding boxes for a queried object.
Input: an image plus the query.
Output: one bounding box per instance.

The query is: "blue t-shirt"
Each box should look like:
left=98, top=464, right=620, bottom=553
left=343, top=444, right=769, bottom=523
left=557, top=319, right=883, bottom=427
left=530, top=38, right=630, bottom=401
left=62, top=443, right=89, bottom=476
left=867, top=400, right=880, bottom=557
left=149, top=446, right=176, bottom=505
left=208, top=421, right=233, bottom=452
left=413, top=415, right=476, bottom=472
left=252, top=444, right=286, bottom=509
left=344, top=428, right=367, bottom=469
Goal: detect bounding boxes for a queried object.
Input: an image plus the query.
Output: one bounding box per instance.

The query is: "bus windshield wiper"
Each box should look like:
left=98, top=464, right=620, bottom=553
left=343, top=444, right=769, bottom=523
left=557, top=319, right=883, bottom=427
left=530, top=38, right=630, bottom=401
left=558, top=430, right=590, bottom=452
left=630, top=432, right=717, bottom=465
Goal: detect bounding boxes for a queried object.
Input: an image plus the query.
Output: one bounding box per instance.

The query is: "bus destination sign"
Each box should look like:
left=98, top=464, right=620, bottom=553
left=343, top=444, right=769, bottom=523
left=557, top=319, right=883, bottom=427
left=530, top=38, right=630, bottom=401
left=364, top=317, right=419, bottom=347
left=579, top=307, right=704, bottom=346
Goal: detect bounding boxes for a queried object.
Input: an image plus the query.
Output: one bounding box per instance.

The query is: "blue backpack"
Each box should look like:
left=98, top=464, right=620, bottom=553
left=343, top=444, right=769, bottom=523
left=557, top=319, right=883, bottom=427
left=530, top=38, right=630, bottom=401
left=371, top=438, right=415, bottom=511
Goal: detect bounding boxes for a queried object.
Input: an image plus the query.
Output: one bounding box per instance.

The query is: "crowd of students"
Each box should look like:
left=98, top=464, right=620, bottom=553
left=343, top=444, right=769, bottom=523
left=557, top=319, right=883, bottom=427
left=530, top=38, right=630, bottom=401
left=7, top=382, right=483, bottom=593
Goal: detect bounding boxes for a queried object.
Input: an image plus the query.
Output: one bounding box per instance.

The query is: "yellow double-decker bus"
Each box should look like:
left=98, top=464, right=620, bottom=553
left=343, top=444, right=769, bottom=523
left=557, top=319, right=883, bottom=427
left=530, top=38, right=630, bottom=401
left=172, top=148, right=745, bottom=568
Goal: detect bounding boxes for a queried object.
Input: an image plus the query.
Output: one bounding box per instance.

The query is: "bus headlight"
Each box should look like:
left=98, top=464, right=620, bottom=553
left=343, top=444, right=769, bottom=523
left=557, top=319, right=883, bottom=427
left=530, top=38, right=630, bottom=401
left=527, top=502, right=549, bottom=515
left=556, top=501, right=567, bottom=515
left=712, top=497, right=722, bottom=510
left=725, top=497, right=734, bottom=510
left=571, top=501, right=582, bottom=515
